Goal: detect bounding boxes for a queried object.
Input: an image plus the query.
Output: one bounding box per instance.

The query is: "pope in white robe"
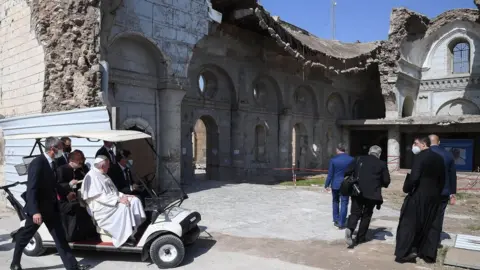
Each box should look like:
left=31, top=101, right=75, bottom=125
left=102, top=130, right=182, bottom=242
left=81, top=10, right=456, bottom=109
left=80, top=155, right=146, bottom=247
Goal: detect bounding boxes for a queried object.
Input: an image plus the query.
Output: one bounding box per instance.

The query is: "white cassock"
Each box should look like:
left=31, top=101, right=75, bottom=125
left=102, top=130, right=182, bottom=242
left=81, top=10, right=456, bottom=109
left=80, top=167, right=146, bottom=247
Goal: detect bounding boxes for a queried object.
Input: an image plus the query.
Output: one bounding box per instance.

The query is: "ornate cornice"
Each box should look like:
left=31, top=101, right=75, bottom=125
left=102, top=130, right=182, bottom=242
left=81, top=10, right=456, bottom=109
left=419, top=75, right=480, bottom=91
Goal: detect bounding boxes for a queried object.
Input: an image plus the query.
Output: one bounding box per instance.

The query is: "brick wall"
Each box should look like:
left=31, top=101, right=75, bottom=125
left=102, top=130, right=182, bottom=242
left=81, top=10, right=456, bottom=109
left=0, top=0, right=45, bottom=117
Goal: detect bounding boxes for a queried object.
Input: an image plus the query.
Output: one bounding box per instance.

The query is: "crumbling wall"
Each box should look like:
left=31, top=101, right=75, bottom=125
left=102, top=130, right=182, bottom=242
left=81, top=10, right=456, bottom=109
left=28, top=0, right=102, bottom=113
left=378, top=8, right=429, bottom=117
left=378, top=7, right=480, bottom=118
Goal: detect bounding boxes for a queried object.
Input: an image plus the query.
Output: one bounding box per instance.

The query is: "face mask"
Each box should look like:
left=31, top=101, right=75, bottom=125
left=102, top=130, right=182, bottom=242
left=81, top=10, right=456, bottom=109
left=54, top=149, right=64, bottom=159
left=127, top=159, right=133, bottom=168
left=70, top=162, right=81, bottom=169
left=64, top=146, right=72, bottom=153
left=412, top=146, right=421, bottom=155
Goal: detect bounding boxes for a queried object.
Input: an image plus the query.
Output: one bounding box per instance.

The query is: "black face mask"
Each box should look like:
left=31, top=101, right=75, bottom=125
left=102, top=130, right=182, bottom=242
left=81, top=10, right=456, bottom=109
left=64, top=146, right=72, bottom=153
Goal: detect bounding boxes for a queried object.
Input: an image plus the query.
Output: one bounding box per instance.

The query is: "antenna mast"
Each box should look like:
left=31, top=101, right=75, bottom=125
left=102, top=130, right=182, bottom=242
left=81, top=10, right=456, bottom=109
left=331, top=0, right=337, bottom=40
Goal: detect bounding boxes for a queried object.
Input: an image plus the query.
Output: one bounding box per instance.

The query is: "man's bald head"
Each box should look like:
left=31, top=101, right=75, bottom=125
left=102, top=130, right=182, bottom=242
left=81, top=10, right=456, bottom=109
left=429, top=134, right=440, bottom=146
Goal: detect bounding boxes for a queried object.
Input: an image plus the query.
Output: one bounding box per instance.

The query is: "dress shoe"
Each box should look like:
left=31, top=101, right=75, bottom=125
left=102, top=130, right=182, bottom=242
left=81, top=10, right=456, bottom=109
left=74, top=264, right=91, bottom=270
left=395, top=252, right=417, bottom=263
left=10, top=264, right=22, bottom=270
left=345, top=228, right=354, bottom=247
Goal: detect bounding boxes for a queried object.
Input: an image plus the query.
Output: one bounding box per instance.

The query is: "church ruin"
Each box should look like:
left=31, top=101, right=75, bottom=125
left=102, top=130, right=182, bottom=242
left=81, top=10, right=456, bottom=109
left=1, top=0, right=480, bottom=186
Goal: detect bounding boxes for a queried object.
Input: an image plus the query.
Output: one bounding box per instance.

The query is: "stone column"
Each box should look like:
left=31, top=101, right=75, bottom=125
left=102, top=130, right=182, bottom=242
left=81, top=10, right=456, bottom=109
left=278, top=109, right=293, bottom=170
left=157, top=87, right=186, bottom=190
left=387, top=126, right=401, bottom=171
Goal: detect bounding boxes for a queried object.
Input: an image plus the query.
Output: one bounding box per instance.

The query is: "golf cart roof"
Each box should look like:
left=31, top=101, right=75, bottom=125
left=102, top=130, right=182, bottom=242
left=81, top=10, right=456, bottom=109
left=3, top=130, right=151, bottom=142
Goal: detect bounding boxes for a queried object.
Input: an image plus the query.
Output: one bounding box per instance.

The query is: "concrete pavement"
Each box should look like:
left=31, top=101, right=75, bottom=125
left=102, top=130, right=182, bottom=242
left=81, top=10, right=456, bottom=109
left=0, top=180, right=459, bottom=269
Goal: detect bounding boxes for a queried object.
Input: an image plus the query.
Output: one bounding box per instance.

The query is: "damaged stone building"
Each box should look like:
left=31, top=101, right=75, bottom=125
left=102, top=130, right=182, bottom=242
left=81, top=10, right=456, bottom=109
left=0, top=0, right=479, bottom=187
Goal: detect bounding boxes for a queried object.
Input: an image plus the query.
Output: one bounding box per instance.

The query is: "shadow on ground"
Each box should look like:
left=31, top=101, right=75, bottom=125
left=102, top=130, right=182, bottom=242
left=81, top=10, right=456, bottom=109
left=62, top=233, right=217, bottom=268
left=23, top=265, right=64, bottom=270
left=0, top=233, right=14, bottom=251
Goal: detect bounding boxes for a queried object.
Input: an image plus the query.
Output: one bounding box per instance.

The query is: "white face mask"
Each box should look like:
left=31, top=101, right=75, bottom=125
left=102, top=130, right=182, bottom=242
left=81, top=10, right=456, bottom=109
left=127, top=159, right=133, bottom=168
left=54, top=149, right=64, bottom=159
left=412, top=146, right=421, bottom=155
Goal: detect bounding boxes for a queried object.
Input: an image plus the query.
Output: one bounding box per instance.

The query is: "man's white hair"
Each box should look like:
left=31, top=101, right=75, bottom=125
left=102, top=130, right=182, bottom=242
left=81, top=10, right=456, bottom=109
left=93, top=155, right=108, bottom=169
left=368, top=145, right=382, bottom=158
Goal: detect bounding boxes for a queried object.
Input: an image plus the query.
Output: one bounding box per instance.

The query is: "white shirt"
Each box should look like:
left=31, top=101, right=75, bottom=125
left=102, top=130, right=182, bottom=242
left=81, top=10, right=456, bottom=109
left=44, top=153, right=54, bottom=169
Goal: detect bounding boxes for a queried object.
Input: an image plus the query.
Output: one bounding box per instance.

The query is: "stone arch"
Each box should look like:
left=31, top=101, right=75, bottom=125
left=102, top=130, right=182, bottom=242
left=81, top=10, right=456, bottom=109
left=254, top=124, right=267, bottom=162
left=293, top=86, right=319, bottom=117
left=292, top=122, right=308, bottom=168
left=352, top=99, right=362, bottom=119
left=402, top=96, right=414, bottom=117
left=436, top=98, right=480, bottom=116
left=108, top=34, right=167, bottom=81
left=326, top=92, right=346, bottom=118
left=122, top=117, right=155, bottom=139
left=108, top=31, right=170, bottom=77
left=423, top=27, right=479, bottom=71
left=252, top=75, right=284, bottom=113
left=448, top=38, right=471, bottom=74
left=191, top=115, right=220, bottom=180
left=191, top=63, right=237, bottom=109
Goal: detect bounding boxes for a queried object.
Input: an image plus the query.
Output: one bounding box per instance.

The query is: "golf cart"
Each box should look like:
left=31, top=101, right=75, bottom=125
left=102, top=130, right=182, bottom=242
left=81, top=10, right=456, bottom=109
left=3, top=130, right=201, bottom=269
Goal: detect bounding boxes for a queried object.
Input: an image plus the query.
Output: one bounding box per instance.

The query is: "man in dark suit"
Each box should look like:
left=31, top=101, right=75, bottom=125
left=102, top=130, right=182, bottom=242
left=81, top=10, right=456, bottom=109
left=324, top=143, right=354, bottom=229
left=429, top=134, right=457, bottom=247
left=108, top=150, right=148, bottom=204
left=56, top=137, right=72, bottom=167
left=11, top=137, right=89, bottom=270
left=344, top=145, right=391, bottom=247
left=95, top=140, right=116, bottom=165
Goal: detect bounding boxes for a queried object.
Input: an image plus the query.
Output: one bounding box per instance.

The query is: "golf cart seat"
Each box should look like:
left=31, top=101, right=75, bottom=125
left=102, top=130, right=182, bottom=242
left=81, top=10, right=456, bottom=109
left=76, top=189, right=113, bottom=242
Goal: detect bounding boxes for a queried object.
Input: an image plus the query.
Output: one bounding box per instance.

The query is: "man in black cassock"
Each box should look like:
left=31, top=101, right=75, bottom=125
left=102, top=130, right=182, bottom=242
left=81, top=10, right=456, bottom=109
left=394, top=136, right=446, bottom=264
left=56, top=150, right=97, bottom=242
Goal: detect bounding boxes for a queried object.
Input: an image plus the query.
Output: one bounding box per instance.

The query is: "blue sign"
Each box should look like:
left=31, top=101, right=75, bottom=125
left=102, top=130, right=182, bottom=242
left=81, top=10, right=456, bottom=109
left=440, top=139, right=474, bottom=171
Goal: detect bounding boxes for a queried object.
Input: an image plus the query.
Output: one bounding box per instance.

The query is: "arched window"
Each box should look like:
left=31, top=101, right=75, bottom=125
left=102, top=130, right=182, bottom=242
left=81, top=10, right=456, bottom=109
left=451, top=41, right=470, bottom=74
left=255, top=125, right=266, bottom=162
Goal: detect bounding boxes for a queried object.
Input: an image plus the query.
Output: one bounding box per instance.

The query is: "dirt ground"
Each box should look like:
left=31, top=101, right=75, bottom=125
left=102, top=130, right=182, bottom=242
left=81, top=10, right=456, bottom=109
left=208, top=232, right=459, bottom=270
left=382, top=174, right=480, bottom=236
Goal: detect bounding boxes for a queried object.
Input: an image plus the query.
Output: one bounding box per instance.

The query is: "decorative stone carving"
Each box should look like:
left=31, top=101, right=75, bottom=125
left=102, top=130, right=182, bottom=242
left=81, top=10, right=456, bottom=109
left=437, top=99, right=480, bottom=116
left=419, top=76, right=480, bottom=91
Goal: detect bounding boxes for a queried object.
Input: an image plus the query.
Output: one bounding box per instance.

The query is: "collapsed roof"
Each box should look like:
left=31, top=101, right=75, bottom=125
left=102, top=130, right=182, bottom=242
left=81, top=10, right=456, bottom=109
left=211, top=1, right=382, bottom=74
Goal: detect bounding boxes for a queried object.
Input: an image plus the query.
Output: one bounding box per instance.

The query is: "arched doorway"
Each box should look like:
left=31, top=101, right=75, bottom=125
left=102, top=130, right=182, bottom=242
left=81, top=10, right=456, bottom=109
left=292, top=123, right=308, bottom=169
left=191, top=115, right=219, bottom=180
left=402, top=96, right=414, bottom=117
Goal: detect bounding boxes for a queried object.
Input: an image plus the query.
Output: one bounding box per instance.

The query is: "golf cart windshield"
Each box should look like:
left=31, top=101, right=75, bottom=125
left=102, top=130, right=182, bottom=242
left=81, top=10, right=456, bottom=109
left=4, top=130, right=188, bottom=213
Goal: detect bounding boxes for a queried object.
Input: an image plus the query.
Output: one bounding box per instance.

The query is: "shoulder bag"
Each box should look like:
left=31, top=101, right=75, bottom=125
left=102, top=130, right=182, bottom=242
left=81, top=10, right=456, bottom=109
left=340, top=157, right=362, bottom=197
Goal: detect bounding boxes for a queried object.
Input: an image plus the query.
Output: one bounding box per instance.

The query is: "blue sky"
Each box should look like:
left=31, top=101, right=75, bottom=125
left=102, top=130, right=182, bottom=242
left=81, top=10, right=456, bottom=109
left=260, top=0, right=477, bottom=43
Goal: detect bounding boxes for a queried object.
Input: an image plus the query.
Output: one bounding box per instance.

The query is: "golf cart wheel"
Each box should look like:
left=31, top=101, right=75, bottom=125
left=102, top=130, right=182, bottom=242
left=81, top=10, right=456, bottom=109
left=23, top=233, right=46, bottom=257
left=150, top=234, right=185, bottom=269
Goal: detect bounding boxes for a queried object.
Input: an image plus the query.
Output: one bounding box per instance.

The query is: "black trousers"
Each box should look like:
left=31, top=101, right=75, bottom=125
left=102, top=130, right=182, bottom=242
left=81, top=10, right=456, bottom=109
left=12, top=212, right=78, bottom=269
left=347, top=196, right=377, bottom=241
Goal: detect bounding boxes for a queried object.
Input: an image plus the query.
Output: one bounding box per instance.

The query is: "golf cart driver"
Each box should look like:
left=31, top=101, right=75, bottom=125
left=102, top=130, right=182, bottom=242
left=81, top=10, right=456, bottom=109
left=81, top=155, right=146, bottom=247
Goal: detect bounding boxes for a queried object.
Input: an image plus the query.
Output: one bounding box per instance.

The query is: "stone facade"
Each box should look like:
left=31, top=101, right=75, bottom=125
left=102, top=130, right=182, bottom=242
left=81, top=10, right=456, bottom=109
left=2, top=0, right=480, bottom=187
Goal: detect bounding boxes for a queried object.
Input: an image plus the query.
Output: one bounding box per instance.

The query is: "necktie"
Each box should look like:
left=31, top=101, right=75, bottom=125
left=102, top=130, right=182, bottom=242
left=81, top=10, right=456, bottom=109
left=109, top=150, right=116, bottom=164
left=51, top=161, right=60, bottom=200
left=125, top=168, right=132, bottom=190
